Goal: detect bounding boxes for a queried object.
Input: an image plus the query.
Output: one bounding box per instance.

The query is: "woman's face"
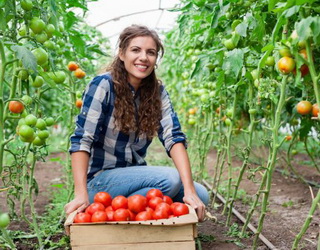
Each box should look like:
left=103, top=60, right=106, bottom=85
left=119, top=36, right=157, bottom=88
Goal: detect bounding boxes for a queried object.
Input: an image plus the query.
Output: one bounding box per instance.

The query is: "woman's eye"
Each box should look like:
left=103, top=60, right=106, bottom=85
left=148, top=51, right=156, bottom=56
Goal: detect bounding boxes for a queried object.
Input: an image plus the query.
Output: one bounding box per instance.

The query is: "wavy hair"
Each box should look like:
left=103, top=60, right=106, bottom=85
left=107, top=25, right=164, bottom=139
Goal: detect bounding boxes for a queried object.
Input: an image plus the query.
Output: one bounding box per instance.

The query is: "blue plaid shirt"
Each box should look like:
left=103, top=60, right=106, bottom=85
left=69, top=73, right=186, bottom=181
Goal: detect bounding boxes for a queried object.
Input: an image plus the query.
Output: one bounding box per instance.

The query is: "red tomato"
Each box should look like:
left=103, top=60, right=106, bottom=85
left=128, top=210, right=136, bottom=221
left=91, top=211, right=108, bottom=223
left=163, top=195, right=173, bottom=205
left=153, top=207, right=169, bottom=220
left=112, top=196, right=128, bottom=210
left=135, top=211, right=153, bottom=221
left=145, top=207, right=154, bottom=219
left=113, top=208, right=130, bottom=221
left=94, top=192, right=112, bottom=207
left=312, top=103, right=319, bottom=117
left=85, top=202, right=105, bottom=215
left=155, top=202, right=172, bottom=215
left=148, top=197, right=163, bottom=210
left=146, top=189, right=163, bottom=200
left=128, top=194, right=147, bottom=213
left=74, top=212, right=91, bottom=223
left=106, top=210, right=114, bottom=221
left=172, top=203, right=189, bottom=216
left=105, top=206, right=113, bottom=211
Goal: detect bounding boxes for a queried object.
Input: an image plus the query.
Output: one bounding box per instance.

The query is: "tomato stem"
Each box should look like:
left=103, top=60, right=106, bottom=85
left=292, top=189, right=320, bottom=249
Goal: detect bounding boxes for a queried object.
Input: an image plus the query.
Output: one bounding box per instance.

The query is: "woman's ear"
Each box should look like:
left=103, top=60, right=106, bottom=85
left=119, top=49, right=124, bottom=61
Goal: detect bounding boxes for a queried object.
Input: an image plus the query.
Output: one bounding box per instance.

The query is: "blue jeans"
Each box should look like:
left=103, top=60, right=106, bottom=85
left=87, top=166, right=209, bottom=205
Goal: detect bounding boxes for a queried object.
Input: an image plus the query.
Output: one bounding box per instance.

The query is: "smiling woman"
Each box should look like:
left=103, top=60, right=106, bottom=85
left=64, top=25, right=209, bottom=222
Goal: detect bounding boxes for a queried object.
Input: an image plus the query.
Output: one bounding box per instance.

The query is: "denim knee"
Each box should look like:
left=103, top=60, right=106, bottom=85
left=159, top=167, right=182, bottom=197
left=194, top=182, right=210, bottom=206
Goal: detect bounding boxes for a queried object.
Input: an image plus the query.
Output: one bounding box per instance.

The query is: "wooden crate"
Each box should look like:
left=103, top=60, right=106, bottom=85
left=64, top=206, right=198, bottom=250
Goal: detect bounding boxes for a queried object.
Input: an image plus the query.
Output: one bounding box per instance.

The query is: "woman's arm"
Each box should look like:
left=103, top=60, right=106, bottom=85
left=170, top=142, right=206, bottom=221
left=64, top=151, right=90, bottom=216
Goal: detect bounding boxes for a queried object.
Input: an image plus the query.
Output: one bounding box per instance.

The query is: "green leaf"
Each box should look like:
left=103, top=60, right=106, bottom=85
left=38, top=69, right=56, bottom=88
left=69, top=33, right=86, bottom=56
left=51, top=183, right=64, bottom=188
left=283, top=6, right=300, bottom=17
left=222, top=49, right=244, bottom=78
left=271, top=14, right=286, bottom=44
left=295, top=16, right=313, bottom=41
left=211, top=3, right=229, bottom=28
left=235, top=22, right=248, bottom=37
left=0, top=9, right=6, bottom=31
left=65, top=11, right=78, bottom=30
left=268, top=0, right=279, bottom=11
left=11, top=45, right=37, bottom=72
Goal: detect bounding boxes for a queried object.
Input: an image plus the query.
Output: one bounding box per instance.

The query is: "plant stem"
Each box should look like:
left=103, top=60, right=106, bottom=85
left=223, top=89, right=238, bottom=216
left=292, top=189, right=320, bottom=250
left=227, top=88, right=256, bottom=224
left=0, top=39, right=6, bottom=176
left=253, top=75, right=288, bottom=249
left=0, top=227, right=16, bottom=249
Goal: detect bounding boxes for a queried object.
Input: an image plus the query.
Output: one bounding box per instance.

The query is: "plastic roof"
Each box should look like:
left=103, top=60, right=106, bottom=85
left=84, top=0, right=181, bottom=49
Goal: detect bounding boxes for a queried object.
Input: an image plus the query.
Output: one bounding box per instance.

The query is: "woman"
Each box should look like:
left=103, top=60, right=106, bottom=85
left=64, top=25, right=209, bottom=221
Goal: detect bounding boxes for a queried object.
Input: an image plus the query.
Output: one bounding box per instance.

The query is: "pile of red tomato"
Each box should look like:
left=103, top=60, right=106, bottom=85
left=73, top=189, right=190, bottom=223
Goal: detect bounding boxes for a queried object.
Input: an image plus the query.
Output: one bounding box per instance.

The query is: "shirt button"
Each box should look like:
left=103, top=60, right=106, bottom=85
left=83, top=112, right=86, bottom=115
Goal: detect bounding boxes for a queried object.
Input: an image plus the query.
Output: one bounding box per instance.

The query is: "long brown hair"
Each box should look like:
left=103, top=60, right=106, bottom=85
left=107, top=25, right=164, bottom=139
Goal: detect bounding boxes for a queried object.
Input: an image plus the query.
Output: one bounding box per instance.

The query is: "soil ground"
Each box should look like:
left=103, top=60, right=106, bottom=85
left=0, top=144, right=319, bottom=250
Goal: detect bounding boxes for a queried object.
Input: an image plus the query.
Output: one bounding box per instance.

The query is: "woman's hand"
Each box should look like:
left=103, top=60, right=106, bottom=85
left=183, top=192, right=206, bottom=222
left=64, top=195, right=90, bottom=217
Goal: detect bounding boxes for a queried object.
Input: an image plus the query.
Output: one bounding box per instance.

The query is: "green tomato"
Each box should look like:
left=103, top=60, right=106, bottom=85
left=19, top=124, right=35, bottom=139
left=51, top=71, right=66, bottom=84
left=188, top=118, right=196, bottom=125
left=18, top=70, right=29, bottom=80
left=35, top=32, right=48, bottom=43
left=0, top=213, right=10, bottom=228
left=33, top=136, right=45, bottom=146
left=21, top=95, right=33, bottom=105
left=32, top=47, right=48, bottom=66
left=38, top=130, right=49, bottom=139
left=251, top=69, right=259, bottom=80
left=279, top=47, right=292, bottom=57
left=32, top=75, right=44, bottom=88
left=18, top=26, right=27, bottom=36
left=45, top=24, right=55, bottom=36
left=25, top=114, right=37, bottom=126
left=249, top=108, right=257, bottom=115
left=30, top=17, right=46, bottom=34
left=225, top=118, right=232, bottom=126
left=76, top=91, right=82, bottom=99
left=200, top=93, right=209, bottom=102
left=43, top=40, right=55, bottom=50
left=223, top=39, right=235, bottom=50
left=18, top=118, right=26, bottom=126
left=21, top=0, right=33, bottom=11
left=265, top=56, right=275, bottom=67
left=45, top=117, right=54, bottom=126
left=36, top=118, right=47, bottom=130
left=226, top=109, right=233, bottom=117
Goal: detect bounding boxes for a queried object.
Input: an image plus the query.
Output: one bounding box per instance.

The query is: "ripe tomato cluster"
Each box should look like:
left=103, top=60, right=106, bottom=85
left=67, top=61, right=86, bottom=79
left=73, top=189, right=190, bottom=223
left=296, top=101, right=319, bottom=117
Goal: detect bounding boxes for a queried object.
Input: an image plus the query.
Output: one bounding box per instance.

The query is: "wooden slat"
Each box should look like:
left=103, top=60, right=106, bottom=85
left=72, top=240, right=196, bottom=250
left=71, top=224, right=195, bottom=246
